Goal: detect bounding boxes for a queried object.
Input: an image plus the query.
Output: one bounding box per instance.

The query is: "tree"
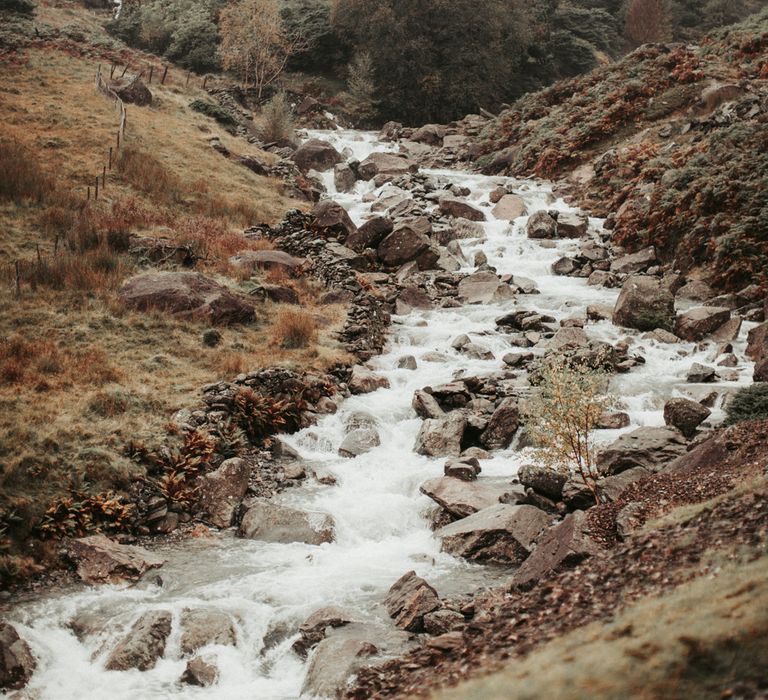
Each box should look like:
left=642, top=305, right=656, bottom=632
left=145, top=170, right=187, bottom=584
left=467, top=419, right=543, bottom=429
left=343, top=51, right=377, bottom=124
left=219, top=0, right=305, bottom=98
left=525, top=355, right=616, bottom=504
left=624, top=0, right=672, bottom=46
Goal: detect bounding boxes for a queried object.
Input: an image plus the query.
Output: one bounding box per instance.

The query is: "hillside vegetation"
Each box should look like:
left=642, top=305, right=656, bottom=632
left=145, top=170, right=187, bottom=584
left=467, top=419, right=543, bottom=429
left=470, top=9, right=768, bottom=291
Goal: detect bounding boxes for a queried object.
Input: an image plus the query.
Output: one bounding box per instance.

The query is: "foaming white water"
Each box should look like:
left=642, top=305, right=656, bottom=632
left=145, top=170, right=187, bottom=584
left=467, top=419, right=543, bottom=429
left=10, top=129, right=755, bottom=699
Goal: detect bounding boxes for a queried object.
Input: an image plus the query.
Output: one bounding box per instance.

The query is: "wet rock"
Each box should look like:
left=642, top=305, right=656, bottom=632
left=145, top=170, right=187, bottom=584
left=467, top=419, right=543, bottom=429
left=612, top=275, right=674, bottom=332
left=552, top=257, right=577, bottom=276
left=444, top=457, right=481, bottom=482
left=377, top=225, right=431, bottom=268
left=439, top=197, right=486, bottom=222
left=436, top=504, right=551, bottom=565
left=586, top=304, right=613, bottom=322
left=119, top=272, right=256, bottom=325
left=755, top=358, right=768, bottom=382
left=547, top=326, right=589, bottom=351
left=747, top=322, right=768, bottom=362
left=419, top=477, right=516, bottom=518
left=414, top=413, right=467, bottom=458
left=674, top=307, right=731, bottom=342
left=238, top=500, right=334, bottom=545
left=597, top=427, right=688, bottom=475
left=412, top=390, right=445, bottom=420
left=460, top=342, right=494, bottom=360
left=312, top=200, right=357, bottom=239
left=457, top=271, right=513, bottom=304
left=517, top=464, right=567, bottom=501
left=687, top=362, right=716, bottom=383
left=384, top=571, right=440, bottom=632
left=334, top=163, right=358, bottom=193
left=610, top=246, right=657, bottom=275
left=0, top=623, right=36, bottom=691
left=596, top=467, right=650, bottom=503
left=339, top=428, right=381, bottom=458
left=712, top=317, right=742, bottom=343
left=663, top=398, right=712, bottom=438
left=555, top=212, right=588, bottom=238
left=346, top=217, right=394, bottom=252
left=479, top=398, right=520, bottom=450
left=492, top=195, right=527, bottom=220
left=291, top=138, right=342, bottom=173
left=180, top=656, right=218, bottom=687
left=596, top=411, right=631, bottom=429
left=526, top=210, right=557, bottom=239
left=642, top=328, right=681, bottom=344
left=511, top=511, right=601, bottom=588
left=196, top=457, right=250, bottom=529
left=293, top=606, right=354, bottom=657
left=105, top=611, right=172, bottom=671
left=349, top=366, right=390, bottom=394
left=180, top=609, right=236, bottom=656
left=66, top=535, right=165, bottom=584
left=396, top=287, right=432, bottom=314
left=588, top=270, right=619, bottom=288
left=301, top=637, right=377, bottom=698
left=358, top=152, right=416, bottom=181
left=423, top=610, right=465, bottom=636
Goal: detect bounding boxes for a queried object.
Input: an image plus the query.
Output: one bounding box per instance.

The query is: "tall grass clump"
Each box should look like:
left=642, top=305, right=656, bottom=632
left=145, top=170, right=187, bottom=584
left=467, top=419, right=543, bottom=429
left=272, top=307, right=316, bottom=349
left=259, top=91, right=295, bottom=144
left=0, top=140, right=53, bottom=204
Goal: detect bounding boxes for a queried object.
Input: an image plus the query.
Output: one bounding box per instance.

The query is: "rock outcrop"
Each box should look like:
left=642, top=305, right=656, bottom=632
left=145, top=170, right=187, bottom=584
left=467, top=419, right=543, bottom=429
left=612, top=275, right=675, bottom=332
left=66, top=535, right=165, bottom=584
left=238, top=500, right=335, bottom=545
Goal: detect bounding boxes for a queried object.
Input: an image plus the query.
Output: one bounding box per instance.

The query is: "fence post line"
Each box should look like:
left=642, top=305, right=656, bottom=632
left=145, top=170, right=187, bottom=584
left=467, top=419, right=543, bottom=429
left=108, top=146, right=113, bottom=169
left=117, top=131, right=120, bottom=150
left=120, top=65, right=129, bottom=78
left=110, top=63, right=116, bottom=79
left=103, top=165, right=107, bottom=187
left=148, top=65, right=153, bottom=84
left=14, top=261, right=21, bottom=299
left=95, top=176, right=99, bottom=200
left=87, top=185, right=91, bottom=201
left=161, top=66, right=168, bottom=85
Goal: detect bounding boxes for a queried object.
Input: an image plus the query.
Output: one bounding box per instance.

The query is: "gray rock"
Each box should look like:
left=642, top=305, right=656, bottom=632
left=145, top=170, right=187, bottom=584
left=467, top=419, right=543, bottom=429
left=334, top=163, right=358, bottom=193
left=414, top=413, right=467, bottom=457
left=663, top=398, right=711, bottom=438
left=338, top=428, right=381, bottom=458
left=180, top=656, right=218, bottom=687
left=105, top=611, right=172, bottom=671
left=444, top=457, right=482, bottom=481
left=556, top=212, right=588, bottom=237
left=436, top=504, right=551, bottom=564
left=610, top=246, right=656, bottom=275
left=301, top=637, right=377, bottom=698
left=439, top=197, right=486, bottom=222
left=293, top=606, right=354, bottom=657
left=312, top=200, right=357, bottom=239
left=412, top=390, right=445, bottom=420
left=552, top=257, right=577, bottom=276
left=612, top=275, right=674, bottom=332
left=596, top=411, right=631, bottom=429
left=377, top=225, right=431, bottom=268
left=238, top=500, right=334, bottom=545
left=419, top=477, right=516, bottom=518
left=517, top=464, right=567, bottom=501
left=687, top=362, right=716, bottom=383
left=676, top=280, right=715, bottom=301
left=397, top=355, right=418, bottom=370
left=479, top=398, right=520, bottom=450
left=492, top=195, right=527, bottom=220
left=196, top=457, right=250, bottom=529
left=180, top=609, right=236, bottom=656
left=423, top=610, right=465, bottom=636
left=457, top=271, right=513, bottom=304
left=349, top=366, right=390, bottom=394
left=358, top=152, right=416, bottom=180
left=526, top=211, right=557, bottom=239
left=597, top=427, right=688, bottom=475
left=674, top=307, right=731, bottom=342
left=346, top=217, right=394, bottom=252
left=0, top=623, right=36, bottom=691
left=595, top=467, right=650, bottom=502
left=291, top=138, right=342, bottom=173
left=66, top=535, right=165, bottom=585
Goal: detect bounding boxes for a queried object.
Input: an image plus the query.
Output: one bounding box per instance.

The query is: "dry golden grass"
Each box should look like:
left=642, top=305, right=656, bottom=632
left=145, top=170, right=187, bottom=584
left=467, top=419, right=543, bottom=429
left=272, top=307, right=317, bottom=349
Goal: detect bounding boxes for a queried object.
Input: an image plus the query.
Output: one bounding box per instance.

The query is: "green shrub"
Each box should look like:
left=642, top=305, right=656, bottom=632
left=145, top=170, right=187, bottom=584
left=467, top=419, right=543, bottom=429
left=189, top=99, right=238, bottom=128
left=724, top=383, right=768, bottom=426
left=0, top=0, right=35, bottom=14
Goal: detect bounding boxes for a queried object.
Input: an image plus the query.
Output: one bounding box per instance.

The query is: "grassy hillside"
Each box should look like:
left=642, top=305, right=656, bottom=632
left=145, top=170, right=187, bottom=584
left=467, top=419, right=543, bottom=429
left=0, top=1, right=348, bottom=583
left=472, top=9, right=768, bottom=292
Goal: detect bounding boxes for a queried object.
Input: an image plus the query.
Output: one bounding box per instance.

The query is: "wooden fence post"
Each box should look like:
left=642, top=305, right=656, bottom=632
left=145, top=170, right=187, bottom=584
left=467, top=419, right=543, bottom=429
left=14, top=261, right=21, bottom=299
left=54, top=235, right=59, bottom=255
left=103, top=165, right=107, bottom=187
left=148, top=65, right=153, bottom=84
left=95, top=176, right=99, bottom=200
left=117, top=131, right=120, bottom=150
left=186, top=71, right=190, bottom=87
left=108, top=146, right=113, bottom=169
left=110, top=63, right=116, bottom=79
left=120, top=65, right=129, bottom=78
left=161, top=66, right=168, bottom=85
left=87, top=186, right=91, bottom=201
left=202, top=75, right=208, bottom=90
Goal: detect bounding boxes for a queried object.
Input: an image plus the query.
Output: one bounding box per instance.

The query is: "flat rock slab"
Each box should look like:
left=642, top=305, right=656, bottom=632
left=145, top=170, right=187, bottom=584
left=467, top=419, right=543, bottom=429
left=597, top=427, right=688, bottom=475
left=238, top=500, right=335, bottom=545
left=457, top=271, right=514, bottom=304
left=674, top=307, right=731, bottom=342
left=420, top=477, right=517, bottom=518
left=67, top=535, right=165, bottom=584
left=439, top=197, right=486, bottom=222
left=436, top=504, right=551, bottom=565
left=349, top=366, right=390, bottom=394
left=229, top=250, right=305, bottom=270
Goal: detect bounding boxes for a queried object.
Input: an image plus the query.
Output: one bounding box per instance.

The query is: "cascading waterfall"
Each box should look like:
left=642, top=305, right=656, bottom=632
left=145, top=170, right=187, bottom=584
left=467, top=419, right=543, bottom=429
left=8, top=127, right=755, bottom=699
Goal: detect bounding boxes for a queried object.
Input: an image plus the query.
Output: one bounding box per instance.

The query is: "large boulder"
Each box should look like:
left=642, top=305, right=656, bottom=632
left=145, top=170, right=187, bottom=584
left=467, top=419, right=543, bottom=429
left=597, top=427, right=688, bottom=475
left=293, top=606, right=354, bottom=657
left=555, top=212, right=588, bottom=238
left=338, top=428, right=380, bottom=458
left=384, top=571, right=440, bottom=632
left=358, top=152, right=416, bottom=180
left=412, top=390, right=445, bottom=420
left=301, top=637, right=377, bottom=698
left=238, top=500, right=334, bottom=545
left=595, top=466, right=650, bottom=503
left=746, top=322, right=768, bottom=363
left=511, top=511, right=601, bottom=588
left=492, top=195, right=527, bottom=221
left=311, top=200, right=357, bottom=239
left=179, top=609, right=236, bottom=656
left=377, top=225, right=431, bottom=268
left=517, top=464, right=567, bottom=501
left=457, top=271, right=514, bottom=304
left=0, top=623, right=36, bottom=691
left=349, top=366, right=390, bottom=394
left=610, top=246, right=657, bottom=275
left=612, top=275, right=674, bottom=332
left=479, top=398, right=520, bottom=450
left=291, top=138, right=342, bottom=173
left=436, top=504, right=551, bottom=564
left=119, top=272, right=256, bottom=325
left=526, top=211, right=558, bottom=239
left=105, top=611, right=172, bottom=671
left=419, top=477, right=516, bottom=518
left=663, top=398, right=711, bottom=438
left=674, top=307, right=731, bottom=342
left=195, top=457, right=250, bottom=529
left=414, top=413, right=467, bottom=457
left=410, top=124, right=446, bottom=145
left=334, top=162, right=358, bottom=193
left=66, top=535, right=165, bottom=584
left=439, top=197, right=486, bottom=222
left=346, top=217, right=393, bottom=252
left=113, top=76, right=152, bottom=106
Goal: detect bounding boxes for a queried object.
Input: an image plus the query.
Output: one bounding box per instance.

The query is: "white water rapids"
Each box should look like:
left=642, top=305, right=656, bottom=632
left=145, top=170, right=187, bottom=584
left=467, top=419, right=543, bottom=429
left=8, top=128, right=756, bottom=699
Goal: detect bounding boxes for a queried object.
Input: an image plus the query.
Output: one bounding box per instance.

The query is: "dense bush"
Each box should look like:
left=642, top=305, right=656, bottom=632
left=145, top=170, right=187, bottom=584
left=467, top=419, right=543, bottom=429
left=725, top=383, right=768, bottom=425
left=189, top=99, right=238, bottom=128
left=1, top=0, right=35, bottom=14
